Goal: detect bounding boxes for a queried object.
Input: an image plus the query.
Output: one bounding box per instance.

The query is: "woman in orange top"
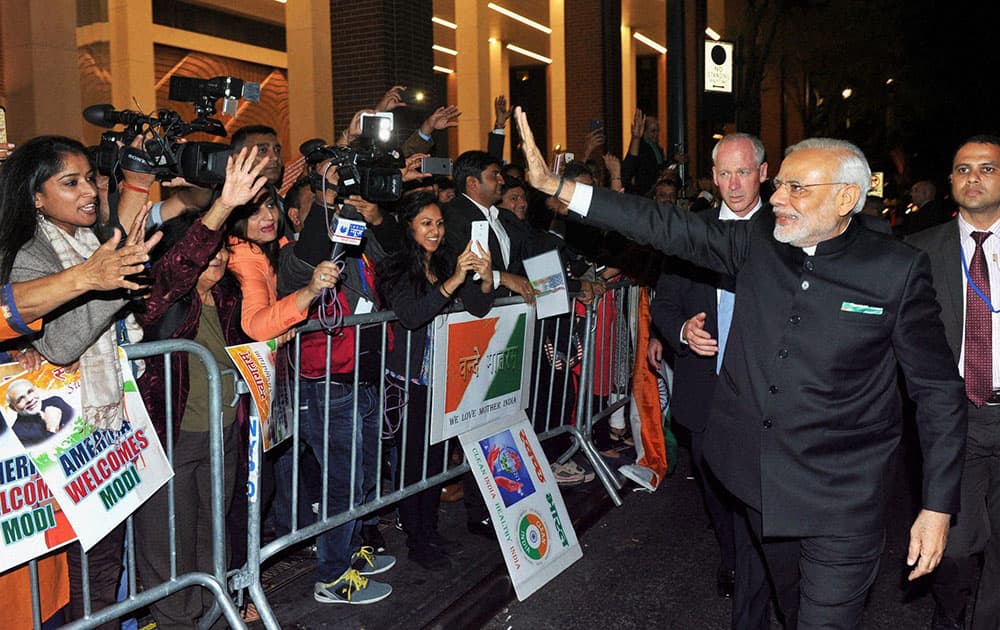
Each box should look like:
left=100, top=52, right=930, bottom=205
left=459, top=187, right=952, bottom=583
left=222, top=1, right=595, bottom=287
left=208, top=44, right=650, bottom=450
left=226, top=190, right=339, bottom=341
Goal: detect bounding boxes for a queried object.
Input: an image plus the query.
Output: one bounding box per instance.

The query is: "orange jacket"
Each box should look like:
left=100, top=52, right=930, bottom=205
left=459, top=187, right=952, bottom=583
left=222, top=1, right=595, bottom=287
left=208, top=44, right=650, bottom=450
left=226, top=237, right=308, bottom=341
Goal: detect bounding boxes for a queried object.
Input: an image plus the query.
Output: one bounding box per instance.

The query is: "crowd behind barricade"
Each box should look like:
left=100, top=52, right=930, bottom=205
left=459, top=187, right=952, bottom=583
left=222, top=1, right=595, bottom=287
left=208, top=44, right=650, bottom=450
left=0, top=78, right=995, bottom=630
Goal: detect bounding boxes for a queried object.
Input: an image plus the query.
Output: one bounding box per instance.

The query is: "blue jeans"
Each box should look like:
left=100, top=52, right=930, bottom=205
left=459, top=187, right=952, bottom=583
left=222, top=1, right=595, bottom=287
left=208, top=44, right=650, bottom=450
left=297, top=379, right=378, bottom=582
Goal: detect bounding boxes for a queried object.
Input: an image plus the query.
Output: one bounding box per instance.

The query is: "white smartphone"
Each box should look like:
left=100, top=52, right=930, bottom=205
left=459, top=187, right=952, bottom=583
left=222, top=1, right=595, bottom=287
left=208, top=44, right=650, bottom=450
left=0, top=106, right=7, bottom=145
left=470, top=221, right=490, bottom=258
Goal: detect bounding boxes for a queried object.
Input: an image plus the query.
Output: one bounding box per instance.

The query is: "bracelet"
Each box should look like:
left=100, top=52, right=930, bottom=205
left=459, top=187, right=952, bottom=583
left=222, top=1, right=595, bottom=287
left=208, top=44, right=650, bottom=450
left=610, top=176, right=622, bottom=180
left=122, top=183, right=150, bottom=195
left=440, top=284, right=453, bottom=298
left=554, top=177, right=566, bottom=199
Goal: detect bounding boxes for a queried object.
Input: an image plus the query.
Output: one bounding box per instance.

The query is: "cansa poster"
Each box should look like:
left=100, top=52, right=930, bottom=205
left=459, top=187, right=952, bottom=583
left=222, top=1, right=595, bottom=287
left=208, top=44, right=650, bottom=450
left=429, top=303, right=534, bottom=443
left=459, top=412, right=581, bottom=600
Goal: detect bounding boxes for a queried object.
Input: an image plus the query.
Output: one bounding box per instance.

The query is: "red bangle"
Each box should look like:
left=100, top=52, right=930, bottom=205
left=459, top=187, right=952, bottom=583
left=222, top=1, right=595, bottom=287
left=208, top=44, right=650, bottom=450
left=122, top=183, right=150, bottom=195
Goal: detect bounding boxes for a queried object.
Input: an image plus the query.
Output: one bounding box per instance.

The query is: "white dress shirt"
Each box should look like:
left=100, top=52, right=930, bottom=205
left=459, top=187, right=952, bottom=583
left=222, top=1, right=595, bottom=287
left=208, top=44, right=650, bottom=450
left=463, top=193, right=511, bottom=288
left=957, top=214, right=1000, bottom=387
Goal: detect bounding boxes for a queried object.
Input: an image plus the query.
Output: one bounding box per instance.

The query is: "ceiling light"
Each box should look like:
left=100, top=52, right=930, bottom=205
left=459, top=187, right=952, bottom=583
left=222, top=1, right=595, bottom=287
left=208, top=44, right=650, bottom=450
left=633, top=32, right=667, bottom=54
left=705, top=27, right=721, bottom=41
left=433, top=44, right=458, bottom=56
left=488, top=3, right=552, bottom=35
left=505, top=43, right=552, bottom=64
left=433, top=65, right=455, bottom=74
left=841, top=87, right=853, bottom=99
left=432, top=16, right=457, bottom=30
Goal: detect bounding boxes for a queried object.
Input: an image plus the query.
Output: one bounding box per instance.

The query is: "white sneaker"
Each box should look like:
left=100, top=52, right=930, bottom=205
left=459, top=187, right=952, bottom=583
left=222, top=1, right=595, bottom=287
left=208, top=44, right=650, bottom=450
left=552, top=462, right=585, bottom=486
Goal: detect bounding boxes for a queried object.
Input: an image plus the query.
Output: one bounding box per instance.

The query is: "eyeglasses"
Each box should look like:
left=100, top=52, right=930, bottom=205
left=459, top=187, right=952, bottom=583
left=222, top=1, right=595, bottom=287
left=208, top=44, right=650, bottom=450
left=772, top=179, right=850, bottom=198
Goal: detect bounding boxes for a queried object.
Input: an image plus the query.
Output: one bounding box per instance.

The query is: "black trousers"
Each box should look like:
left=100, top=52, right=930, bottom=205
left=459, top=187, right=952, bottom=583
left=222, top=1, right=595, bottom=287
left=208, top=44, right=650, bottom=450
left=747, top=507, right=883, bottom=630
left=933, top=402, right=1000, bottom=630
left=391, top=383, right=447, bottom=548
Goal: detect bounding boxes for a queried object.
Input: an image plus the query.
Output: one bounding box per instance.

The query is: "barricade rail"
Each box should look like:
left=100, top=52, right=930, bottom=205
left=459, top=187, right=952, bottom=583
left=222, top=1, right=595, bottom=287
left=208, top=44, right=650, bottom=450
left=13, top=285, right=641, bottom=629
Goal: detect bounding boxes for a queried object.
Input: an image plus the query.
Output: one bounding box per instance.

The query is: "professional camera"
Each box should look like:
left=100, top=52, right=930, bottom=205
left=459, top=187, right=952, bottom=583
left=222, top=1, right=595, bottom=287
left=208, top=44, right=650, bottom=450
left=84, top=75, right=261, bottom=187
left=299, top=113, right=405, bottom=203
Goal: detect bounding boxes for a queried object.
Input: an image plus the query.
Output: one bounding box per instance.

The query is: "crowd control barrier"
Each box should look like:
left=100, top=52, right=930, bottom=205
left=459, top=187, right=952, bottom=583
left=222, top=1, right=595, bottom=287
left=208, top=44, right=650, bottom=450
left=13, top=285, right=642, bottom=629
left=50, top=340, right=246, bottom=630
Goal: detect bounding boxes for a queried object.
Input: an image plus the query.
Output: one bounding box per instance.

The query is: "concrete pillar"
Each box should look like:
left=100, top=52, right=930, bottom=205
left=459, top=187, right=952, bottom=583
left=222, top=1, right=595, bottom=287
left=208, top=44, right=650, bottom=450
left=286, top=0, right=333, bottom=150
left=108, top=0, right=156, bottom=114
left=547, top=0, right=566, bottom=155
left=488, top=38, right=510, bottom=162
left=0, top=0, right=83, bottom=141
left=454, top=0, right=492, bottom=154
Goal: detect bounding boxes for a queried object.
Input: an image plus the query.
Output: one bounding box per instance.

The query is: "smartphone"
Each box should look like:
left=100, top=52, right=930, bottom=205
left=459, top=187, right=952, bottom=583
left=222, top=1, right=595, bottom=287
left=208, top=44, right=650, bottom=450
left=590, top=118, right=604, bottom=131
left=420, top=156, right=452, bottom=176
left=470, top=221, right=490, bottom=258
left=0, top=106, right=7, bottom=145
left=360, top=111, right=393, bottom=143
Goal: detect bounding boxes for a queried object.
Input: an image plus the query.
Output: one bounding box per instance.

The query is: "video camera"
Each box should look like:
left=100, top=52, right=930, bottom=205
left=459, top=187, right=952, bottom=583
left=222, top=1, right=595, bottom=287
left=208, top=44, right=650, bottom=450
left=300, top=113, right=404, bottom=203
left=84, top=75, right=261, bottom=187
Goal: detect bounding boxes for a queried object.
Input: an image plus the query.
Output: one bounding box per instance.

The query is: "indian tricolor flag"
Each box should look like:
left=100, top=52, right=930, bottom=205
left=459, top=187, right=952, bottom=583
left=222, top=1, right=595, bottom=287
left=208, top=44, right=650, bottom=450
left=430, top=304, right=535, bottom=444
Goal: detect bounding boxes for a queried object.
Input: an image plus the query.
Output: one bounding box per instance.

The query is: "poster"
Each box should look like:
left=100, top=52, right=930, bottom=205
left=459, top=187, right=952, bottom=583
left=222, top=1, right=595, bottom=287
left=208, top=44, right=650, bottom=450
left=0, top=426, right=76, bottom=573
left=459, top=412, right=582, bottom=600
left=523, top=250, right=570, bottom=319
left=0, top=349, right=173, bottom=551
left=225, top=340, right=292, bottom=452
left=429, top=303, right=535, bottom=444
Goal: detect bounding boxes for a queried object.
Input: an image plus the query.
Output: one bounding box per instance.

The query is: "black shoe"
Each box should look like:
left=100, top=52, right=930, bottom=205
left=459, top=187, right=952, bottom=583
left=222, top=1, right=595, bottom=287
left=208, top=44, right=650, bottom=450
left=426, top=530, right=462, bottom=554
left=931, top=605, right=966, bottom=630
left=362, top=524, right=387, bottom=554
left=408, top=544, right=450, bottom=571
left=716, top=567, right=735, bottom=599
left=466, top=517, right=494, bottom=538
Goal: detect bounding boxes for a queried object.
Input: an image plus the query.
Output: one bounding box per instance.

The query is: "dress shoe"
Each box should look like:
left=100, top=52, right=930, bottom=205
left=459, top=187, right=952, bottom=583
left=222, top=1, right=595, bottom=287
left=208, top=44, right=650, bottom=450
left=716, top=567, right=735, bottom=598
left=931, top=604, right=966, bottom=630
left=466, top=517, right=494, bottom=538
left=426, top=529, right=462, bottom=554
left=408, top=544, right=451, bottom=571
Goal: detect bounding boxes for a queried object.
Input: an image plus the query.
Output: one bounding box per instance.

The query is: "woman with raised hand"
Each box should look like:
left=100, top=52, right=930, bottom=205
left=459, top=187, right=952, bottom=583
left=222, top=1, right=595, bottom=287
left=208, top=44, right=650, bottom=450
left=376, top=191, right=494, bottom=571
left=132, top=147, right=266, bottom=630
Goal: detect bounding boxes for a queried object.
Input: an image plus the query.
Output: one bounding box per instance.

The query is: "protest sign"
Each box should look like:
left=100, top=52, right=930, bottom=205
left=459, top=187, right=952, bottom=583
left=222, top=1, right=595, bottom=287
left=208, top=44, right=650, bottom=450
left=0, top=349, right=172, bottom=551
left=429, top=303, right=534, bottom=443
left=460, top=412, right=582, bottom=600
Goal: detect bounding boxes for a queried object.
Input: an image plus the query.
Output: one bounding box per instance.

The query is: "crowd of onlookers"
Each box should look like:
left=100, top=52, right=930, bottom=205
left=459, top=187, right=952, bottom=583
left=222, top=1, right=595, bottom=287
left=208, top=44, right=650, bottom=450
left=0, top=81, right=972, bottom=628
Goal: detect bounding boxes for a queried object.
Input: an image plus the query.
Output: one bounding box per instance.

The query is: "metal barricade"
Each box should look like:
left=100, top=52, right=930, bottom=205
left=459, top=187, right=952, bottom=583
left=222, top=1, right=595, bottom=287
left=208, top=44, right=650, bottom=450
left=47, top=339, right=245, bottom=630
left=228, top=287, right=643, bottom=628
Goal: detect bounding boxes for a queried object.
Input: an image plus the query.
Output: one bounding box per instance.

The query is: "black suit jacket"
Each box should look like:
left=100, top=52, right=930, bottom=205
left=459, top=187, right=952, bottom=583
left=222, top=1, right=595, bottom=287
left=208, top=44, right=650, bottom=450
left=906, top=220, right=965, bottom=362
left=581, top=187, right=967, bottom=537
left=444, top=194, right=530, bottom=277
left=621, top=140, right=664, bottom=196
left=650, top=207, right=742, bottom=433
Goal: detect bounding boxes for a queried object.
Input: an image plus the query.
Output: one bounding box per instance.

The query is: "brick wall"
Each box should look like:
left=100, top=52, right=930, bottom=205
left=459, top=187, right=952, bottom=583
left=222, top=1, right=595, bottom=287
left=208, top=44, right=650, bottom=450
left=564, top=0, right=607, bottom=159
left=329, top=0, right=434, bottom=143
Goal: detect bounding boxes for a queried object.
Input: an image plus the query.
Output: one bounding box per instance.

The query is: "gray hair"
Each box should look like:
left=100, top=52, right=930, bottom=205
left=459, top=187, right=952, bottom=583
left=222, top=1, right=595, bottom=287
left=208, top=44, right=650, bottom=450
left=712, top=133, right=766, bottom=167
left=784, top=138, right=871, bottom=214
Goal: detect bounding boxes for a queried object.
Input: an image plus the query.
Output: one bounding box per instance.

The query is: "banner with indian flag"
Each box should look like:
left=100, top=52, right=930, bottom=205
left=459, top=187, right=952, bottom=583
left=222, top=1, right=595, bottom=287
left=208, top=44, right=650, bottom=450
left=429, top=303, right=535, bottom=444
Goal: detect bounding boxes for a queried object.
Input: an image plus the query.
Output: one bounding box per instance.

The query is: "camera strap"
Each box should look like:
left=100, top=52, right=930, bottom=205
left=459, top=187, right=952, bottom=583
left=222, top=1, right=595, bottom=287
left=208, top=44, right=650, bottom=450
left=119, top=146, right=157, bottom=174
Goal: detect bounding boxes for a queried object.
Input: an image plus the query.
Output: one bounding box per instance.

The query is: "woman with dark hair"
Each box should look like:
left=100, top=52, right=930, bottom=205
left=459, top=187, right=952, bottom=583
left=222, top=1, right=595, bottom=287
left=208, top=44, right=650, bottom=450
left=226, top=186, right=339, bottom=341
left=0, top=135, right=160, bottom=628
left=131, top=147, right=264, bottom=629
left=377, top=191, right=494, bottom=570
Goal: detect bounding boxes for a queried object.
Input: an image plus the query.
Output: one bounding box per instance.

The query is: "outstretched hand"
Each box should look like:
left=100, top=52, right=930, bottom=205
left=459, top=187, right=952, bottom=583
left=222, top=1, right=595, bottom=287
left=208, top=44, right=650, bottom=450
left=682, top=312, right=718, bottom=356
left=513, top=107, right=560, bottom=196
left=218, top=146, right=269, bottom=210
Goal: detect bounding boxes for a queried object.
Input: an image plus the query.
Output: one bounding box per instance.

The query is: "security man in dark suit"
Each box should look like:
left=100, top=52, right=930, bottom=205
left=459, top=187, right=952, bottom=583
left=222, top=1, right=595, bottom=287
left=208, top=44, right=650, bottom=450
left=651, top=133, right=771, bottom=629
left=515, top=107, right=966, bottom=630
left=909, top=135, right=1000, bottom=630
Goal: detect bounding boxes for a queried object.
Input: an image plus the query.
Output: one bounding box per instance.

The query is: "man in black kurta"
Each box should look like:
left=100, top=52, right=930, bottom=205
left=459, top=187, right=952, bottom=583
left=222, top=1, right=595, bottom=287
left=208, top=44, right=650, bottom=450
left=515, top=107, right=966, bottom=630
